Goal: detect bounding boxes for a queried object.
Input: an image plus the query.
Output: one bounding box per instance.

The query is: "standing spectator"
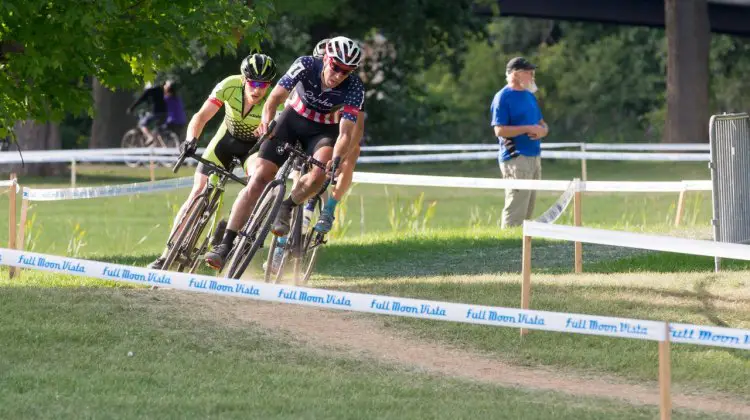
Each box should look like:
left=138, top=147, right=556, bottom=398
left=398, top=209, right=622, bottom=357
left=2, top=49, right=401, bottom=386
left=163, top=80, right=187, bottom=141
left=490, top=57, right=549, bottom=228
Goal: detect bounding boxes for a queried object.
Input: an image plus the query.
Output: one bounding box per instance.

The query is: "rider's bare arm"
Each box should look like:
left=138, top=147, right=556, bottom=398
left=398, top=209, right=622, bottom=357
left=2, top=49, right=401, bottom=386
left=186, top=100, right=221, bottom=141
left=353, top=114, right=365, bottom=148
left=260, top=85, right=290, bottom=129
left=333, top=118, right=357, bottom=163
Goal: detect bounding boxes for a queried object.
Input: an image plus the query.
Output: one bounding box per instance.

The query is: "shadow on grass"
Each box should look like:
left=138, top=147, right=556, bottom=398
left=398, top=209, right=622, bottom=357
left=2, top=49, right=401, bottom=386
left=91, top=235, right=748, bottom=280
left=311, top=236, right=652, bottom=278
left=584, top=252, right=750, bottom=273
left=333, top=277, right=750, bottom=364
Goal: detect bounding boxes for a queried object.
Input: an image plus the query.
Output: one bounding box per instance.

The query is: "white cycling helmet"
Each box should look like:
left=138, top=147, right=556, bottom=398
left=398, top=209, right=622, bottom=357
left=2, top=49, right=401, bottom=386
left=313, top=38, right=329, bottom=59
left=325, top=36, right=362, bottom=68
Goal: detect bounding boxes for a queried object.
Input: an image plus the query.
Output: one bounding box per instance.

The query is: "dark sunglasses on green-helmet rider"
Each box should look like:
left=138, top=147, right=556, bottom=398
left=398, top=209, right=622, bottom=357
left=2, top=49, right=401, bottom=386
left=246, top=80, right=271, bottom=89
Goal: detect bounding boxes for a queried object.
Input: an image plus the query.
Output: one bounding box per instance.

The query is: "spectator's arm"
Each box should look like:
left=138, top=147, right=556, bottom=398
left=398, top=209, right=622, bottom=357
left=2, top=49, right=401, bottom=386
left=494, top=125, right=533, bottom=138
left=538, top=119, right=549, bottom=138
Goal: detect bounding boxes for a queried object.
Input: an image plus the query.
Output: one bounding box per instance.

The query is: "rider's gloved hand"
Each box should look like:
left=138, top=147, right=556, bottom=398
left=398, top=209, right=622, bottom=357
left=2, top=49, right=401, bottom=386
left=182, top=138, right=198, bottom=154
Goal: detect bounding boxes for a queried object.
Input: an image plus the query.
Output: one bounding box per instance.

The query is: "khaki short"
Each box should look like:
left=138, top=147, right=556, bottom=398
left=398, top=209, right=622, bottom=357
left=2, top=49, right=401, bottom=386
left=499, top=155, right=542, bottom=228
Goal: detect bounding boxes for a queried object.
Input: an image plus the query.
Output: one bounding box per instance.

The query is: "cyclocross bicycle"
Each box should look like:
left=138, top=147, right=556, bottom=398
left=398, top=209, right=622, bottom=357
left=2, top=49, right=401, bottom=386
left=161, top=144, right=251, bottom=273
left=263, top=168, right=336, bottom=285
left=224, top=138, right=333, bottom=283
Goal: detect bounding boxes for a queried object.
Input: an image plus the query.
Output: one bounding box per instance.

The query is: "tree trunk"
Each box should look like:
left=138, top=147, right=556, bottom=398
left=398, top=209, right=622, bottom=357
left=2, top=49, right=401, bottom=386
left=90, top=78, right=137, bottom=148
left=664, top=0, right=710, bottom=143
left=2, top=120, right=66, bottom=177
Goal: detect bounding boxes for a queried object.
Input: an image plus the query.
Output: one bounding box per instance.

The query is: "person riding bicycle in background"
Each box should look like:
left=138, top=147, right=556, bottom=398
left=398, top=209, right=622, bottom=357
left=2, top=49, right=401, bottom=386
left=164, top=82, right=187, bottom=140
left=147, top=53, right=278, bottom=270
left=127, top=80, right=172, bottom=144
left=204, top=36, right=365, bottom=270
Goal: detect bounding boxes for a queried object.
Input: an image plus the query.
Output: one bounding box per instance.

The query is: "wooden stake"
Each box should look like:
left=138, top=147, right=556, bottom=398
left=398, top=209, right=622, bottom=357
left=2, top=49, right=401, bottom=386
left=574, top=190, right=583, bottom=273
left=674, top=190, right=686, bottom=227
left=520, top=234, right=532, bottom=336
left=8, top=174, right=17, bottom=278
left=659, top=324, right=672, bottom=420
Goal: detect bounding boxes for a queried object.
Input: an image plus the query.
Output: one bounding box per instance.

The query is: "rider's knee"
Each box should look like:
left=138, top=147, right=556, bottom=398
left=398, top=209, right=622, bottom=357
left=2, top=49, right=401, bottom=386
left=247, top=171, right=274, bottom=195
left=310, top=166, right=327, bottom=184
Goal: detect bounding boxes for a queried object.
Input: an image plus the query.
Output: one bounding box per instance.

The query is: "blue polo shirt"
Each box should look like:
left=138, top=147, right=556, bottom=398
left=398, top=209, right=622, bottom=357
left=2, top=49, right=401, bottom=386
left=490, top=86, right=543, bottom=162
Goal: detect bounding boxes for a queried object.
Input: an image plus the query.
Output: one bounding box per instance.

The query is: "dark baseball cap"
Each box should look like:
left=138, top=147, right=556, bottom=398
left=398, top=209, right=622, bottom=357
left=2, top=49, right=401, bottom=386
left=506, top=57, right=536, bottom=74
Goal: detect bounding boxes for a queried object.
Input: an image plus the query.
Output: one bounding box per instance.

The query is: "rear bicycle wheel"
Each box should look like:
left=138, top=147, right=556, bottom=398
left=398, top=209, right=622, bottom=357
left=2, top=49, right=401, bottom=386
left=225, top=180, right=285, bottom=280
left=121, top=129, right=144, bottom=168
left=162, top=195, right=208, bottom=271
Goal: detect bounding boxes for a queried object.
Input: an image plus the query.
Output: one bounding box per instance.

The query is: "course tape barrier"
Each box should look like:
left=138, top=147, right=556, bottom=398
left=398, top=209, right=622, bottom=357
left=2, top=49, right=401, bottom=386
left=1, top=147, right=710, bottom=165
left=360, top=143, right=709, bottom=152
left=2, top=247, right=749, bottom=350
left=350, top=172, right=711, bottom=193
left=0, top=179, right=20, bottom=193
left=18, top=171, right=712, bottom=202
left=357, top=151, right=710, bottom=164
left=534, top=180, right=578, bottom=224
left=523, top=221, right=750, bottom=262
left=23, top=168, right=246, bottom=201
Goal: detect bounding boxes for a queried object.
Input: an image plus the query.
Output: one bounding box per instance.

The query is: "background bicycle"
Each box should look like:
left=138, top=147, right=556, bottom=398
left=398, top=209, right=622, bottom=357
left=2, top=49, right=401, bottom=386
left=121, top=109, right=182, bottom=168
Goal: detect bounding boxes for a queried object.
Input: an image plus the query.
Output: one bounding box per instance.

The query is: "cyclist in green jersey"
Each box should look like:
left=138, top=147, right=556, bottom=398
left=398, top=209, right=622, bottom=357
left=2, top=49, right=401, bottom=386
left=147, top=53, right=278, bottom=270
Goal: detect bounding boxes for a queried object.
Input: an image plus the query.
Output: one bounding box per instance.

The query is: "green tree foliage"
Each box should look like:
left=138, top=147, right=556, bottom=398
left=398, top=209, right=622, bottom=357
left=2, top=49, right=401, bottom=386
left=0, top=0, right=274, bottom=137
left=422, top=18, right=750, bottom=144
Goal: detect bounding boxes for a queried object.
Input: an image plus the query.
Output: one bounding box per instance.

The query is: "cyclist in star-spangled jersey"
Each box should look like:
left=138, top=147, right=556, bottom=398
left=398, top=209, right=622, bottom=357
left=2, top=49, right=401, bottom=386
left=205, top=36, right=366, bottom=270
left=276, top=55, right=365, bottom=124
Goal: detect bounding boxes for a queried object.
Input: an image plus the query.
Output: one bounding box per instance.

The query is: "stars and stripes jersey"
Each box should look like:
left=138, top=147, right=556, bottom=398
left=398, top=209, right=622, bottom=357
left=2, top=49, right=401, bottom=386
left=277, top=56, right=365, bottom=125
left=207, top=75, right=283, bottom=142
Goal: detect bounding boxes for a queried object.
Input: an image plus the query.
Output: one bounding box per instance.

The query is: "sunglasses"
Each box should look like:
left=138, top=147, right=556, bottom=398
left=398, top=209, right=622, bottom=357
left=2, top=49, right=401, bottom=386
left=246, top=80, right=271, bottom=89
left=327, top=57, right=355, bottom=75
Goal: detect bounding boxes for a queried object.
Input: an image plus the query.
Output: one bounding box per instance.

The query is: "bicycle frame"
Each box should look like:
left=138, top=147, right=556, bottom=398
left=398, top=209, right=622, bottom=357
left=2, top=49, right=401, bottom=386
left=163, top=147, right=248, bottom=273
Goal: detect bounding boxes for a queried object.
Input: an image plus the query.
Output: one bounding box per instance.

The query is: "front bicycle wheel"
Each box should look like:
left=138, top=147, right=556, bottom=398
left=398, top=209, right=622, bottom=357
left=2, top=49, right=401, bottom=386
left=162, top=194, right=208, bottom=271
left=121, top=129, right=144, bottom=168
left=175, top=192, right=221, bottom=273
left=225, top=180, right=285, bottom=280
left=157, top=130, right=181, bottom=168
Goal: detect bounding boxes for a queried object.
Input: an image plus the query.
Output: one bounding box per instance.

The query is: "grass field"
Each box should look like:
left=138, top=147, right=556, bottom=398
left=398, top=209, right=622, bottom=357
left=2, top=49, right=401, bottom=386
left=0, top=280, right=731, bottom=420
left=1, top=159, right=749, bottom=419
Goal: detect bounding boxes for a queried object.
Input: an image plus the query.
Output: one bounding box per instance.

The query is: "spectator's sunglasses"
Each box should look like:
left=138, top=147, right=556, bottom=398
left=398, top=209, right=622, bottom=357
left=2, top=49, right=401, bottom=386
left=325, top=55, right=355, bottom=76
left=246, top=80, right=271, bottom=89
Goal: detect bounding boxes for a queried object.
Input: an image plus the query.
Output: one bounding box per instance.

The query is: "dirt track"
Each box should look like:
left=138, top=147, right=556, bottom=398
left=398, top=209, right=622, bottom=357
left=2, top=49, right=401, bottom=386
left=166, top=290, right=750, bottom=418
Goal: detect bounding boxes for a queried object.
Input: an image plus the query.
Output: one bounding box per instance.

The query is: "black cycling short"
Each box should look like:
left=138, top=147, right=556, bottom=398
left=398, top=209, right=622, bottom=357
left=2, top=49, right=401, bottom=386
left=197, top=124, right=258, bottom=176
left=258, top=107, right=339, bottom=167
